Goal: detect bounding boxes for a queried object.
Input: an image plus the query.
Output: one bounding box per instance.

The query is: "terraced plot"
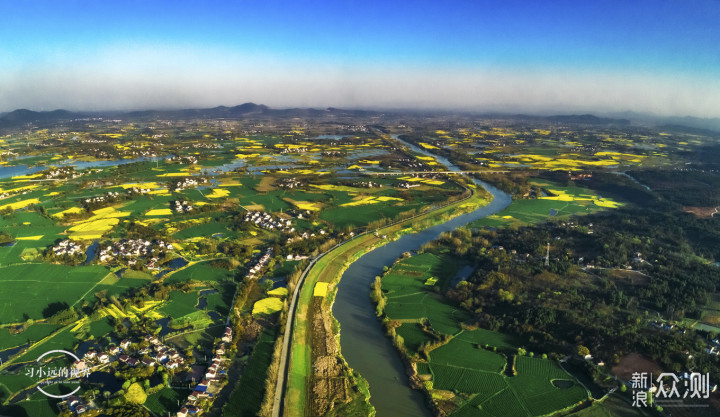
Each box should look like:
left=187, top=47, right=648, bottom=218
left=384, top=254, right=589, bottom=417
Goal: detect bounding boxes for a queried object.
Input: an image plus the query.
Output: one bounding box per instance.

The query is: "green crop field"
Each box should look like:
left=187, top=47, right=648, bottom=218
left=146, top=387, right=192, bottom=416
left=383, top=251, right=589, bottom=417
left=0, top=324, right=60, bottom=351
left=80, top=275, right=150, bottom=302
left=163, top=261, right=234, bottom=283
left=425, top=354, right=589, bottom=417
left=10, top=326, right=77, bottom=363
left=238, top=191, right=291, bottom=211
left=455, top=328, right=520, bottom=351
left=0, top=264, right=110, bottom=322
left=87, top=317, right=114, bottom=338
left=0, top=391, right=60, bottom=417
left=452, top=369, right=506, bottom=395
left=224, top=327, right=278, bottom=416
left=470, top=387, right=529, bottom=417
left=202, top=283, right=235, bottom=316
left=395, top=324, right=434, bottom=355
left=429, top=338, right=506, bottom=372
left=320, top=201, right=425, bottom=229
left=170, top=310, right=216, bottom=329
left=0, top=374, right=39, bottom=399
left=469, top=180, right=620, bottom=229
left=430, top=363, right=468, bottom=390
left=173, top=221, right=237, bottom=239
left=509, top=357, right=588, bottom=416
left=382, top=253, right=472, bottom=335
left=160, top=290, right=200, bottom=318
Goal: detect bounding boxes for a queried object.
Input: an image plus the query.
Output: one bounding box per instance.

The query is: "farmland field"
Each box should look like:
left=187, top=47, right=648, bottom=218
left=1, top=107, right=713, bottom=417
left=0, top=264, right=110, bottom=322
left=146, top=387, right=193, bottom=416
left=11, top=326, right=78, bottom=363
left=429, top=338, right=506, bottom=372
left=395, top=324, right=434, bottom=355
left=163, top=261, right=235, bottom=283
left=382, top=253, right=590, bottom=416
left=469, top=180, right=620, bottom=229
left=382, top=253, right=472, bottom=334
left=0, top=323, right=60, bottom=351
left=160, top=290, right=199, bottom=318
left=224, top=327, right=278, bottom=416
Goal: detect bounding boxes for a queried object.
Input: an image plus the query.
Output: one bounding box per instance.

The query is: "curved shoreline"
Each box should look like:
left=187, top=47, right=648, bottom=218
left=332, top=179, right=511, bottom=416
left=276, top=135, right=512, bottom=417
left=275, top=180, right=488, bottom=417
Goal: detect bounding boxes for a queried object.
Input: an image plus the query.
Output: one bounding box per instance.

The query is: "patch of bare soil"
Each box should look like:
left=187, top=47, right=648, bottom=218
left=309, top=299, right=350, bottom=416
left=683, top=206, right=719, bottom=219
left=610, top=353, right=663, bottom=381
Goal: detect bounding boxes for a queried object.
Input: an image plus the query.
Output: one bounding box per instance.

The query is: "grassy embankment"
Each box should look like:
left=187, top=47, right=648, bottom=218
left=283, top=180, right=492, bottom=417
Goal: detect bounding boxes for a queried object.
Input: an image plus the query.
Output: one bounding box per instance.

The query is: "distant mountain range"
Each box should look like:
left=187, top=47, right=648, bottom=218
left=0, top=109, right=80, bottom=124
left=0, top=104, right=718, bottom=134
left=0, top=103, right=381, bottom=128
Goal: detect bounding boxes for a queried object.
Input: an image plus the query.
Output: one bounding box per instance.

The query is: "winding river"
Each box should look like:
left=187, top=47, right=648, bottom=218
left=332, top=138, right=512, bottom=416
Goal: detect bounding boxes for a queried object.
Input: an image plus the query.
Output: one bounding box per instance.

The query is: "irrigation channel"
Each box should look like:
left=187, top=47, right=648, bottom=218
left=331, top=137, right=512, bottom=416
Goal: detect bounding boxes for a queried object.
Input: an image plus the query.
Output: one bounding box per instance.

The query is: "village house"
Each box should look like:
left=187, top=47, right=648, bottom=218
left=222, top=326, right=233, bottom=343
left=243, top=211, right=293, bottom=232
left=73, top=360, right=86, bottom=371
left=52, top=239, right=84, bottom=257
left=173, top=200, right=194, bottom=213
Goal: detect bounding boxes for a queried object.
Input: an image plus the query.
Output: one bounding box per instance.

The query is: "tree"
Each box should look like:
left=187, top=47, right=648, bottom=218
left=0, top=231, right=13, bottom=244
left=123, top=382, right=147, bottom=405
left=577, top=345, right=590, bottom=357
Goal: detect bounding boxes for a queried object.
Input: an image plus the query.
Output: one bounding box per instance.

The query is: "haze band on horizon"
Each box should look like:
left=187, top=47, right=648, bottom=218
left=1, top=0, right=718, bottom=118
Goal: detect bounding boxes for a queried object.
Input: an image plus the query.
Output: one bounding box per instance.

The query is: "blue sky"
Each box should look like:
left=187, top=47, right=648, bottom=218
left=1, top=0, right=719, bottom=116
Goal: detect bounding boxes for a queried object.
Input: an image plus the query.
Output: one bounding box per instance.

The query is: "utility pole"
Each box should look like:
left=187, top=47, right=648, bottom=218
left=545, top=242, right=550, bottom=267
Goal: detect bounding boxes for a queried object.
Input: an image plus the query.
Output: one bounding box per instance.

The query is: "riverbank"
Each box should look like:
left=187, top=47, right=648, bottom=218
left=280, top=179, right=494, bottom=417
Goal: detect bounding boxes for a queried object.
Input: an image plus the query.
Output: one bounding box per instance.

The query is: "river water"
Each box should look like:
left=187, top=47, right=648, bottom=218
left=0, top=156, right=163, bottom=179
left=332, top=137, right=512, bottom=416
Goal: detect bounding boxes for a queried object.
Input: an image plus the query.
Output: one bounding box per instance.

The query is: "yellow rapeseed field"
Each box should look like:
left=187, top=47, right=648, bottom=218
left=0, top=198, right=41, bottom=211
left=145, top=209, right=173, bottom=216
left=314, top=282, right=329, bottom=297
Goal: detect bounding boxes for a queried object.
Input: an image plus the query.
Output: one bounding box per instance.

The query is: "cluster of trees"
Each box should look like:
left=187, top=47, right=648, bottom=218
left=629, top=169, right=720, bottom=207
left=0, top=231, right=13, bottom=244
left=45, top=304, right=79, bottom=324
left=424, top=176, right=720, bottom=380
left=124, top=221, right=167, bottom=241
